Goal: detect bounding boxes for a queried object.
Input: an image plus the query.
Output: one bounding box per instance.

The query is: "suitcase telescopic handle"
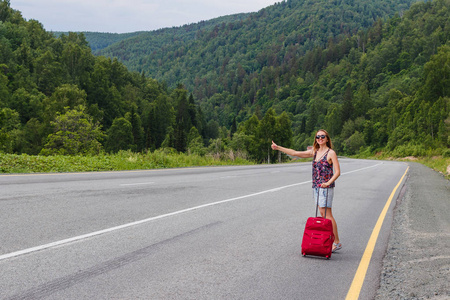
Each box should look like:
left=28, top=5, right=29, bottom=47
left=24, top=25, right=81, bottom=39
left=315, top=187, right=329, bottom=218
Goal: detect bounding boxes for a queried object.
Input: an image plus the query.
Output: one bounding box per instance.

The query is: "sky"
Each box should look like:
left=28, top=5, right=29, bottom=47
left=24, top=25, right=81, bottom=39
left=11, top=0, right=278, bottom=33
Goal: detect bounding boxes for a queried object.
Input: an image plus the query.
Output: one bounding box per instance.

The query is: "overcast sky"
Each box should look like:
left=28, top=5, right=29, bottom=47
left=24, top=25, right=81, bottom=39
left=11, top=0, right=277, bottom=33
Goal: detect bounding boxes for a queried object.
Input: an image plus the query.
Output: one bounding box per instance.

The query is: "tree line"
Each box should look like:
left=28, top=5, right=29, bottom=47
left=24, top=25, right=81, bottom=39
left=1, top=0, right=449, bottom=163
left=93, top=0, right=450, bottom=157
left=0, top=0, right=290, bottom=162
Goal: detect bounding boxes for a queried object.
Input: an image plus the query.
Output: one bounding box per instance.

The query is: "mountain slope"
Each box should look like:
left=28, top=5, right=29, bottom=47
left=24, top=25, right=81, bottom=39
left=95, top=0, right=417, bottom=99
left=54, top=31, right=144, bottom=51
left=90, top=13, right=250, bottom=56
left=1, top=0, right=447, bottom=160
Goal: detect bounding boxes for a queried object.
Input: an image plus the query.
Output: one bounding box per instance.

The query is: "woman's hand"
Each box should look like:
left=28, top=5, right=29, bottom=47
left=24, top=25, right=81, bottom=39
left=271, top=141, right=278, bottom=150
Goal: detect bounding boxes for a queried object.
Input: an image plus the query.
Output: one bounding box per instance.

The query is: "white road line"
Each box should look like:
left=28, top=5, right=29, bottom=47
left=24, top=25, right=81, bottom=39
left=0, top=163, right=382, bottom=262
left=0, top=181, right=309, bottom=262
left=120, top=182, right=155, bottom=186
left=342, top=162, right=384, bottom=175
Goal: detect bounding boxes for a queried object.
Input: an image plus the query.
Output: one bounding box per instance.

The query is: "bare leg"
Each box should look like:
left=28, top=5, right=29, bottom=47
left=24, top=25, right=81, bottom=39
left=318, top=206, right=340, bottom=244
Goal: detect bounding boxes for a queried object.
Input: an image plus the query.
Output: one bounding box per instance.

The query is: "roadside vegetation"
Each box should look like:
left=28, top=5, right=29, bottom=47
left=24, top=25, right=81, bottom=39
left=1, top=150, right=448, bottom=181
left=396, top=155, right=450, bottom=179
left=356, top=148, right=450, bottom=179
left=0, top=149, right=253, bottom=173
left=414, top=156, right=449, bottom=179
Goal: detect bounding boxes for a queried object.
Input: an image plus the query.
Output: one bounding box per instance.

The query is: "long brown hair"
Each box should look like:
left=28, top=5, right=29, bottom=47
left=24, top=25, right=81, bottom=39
left=313, top=129, right=333, bottom=151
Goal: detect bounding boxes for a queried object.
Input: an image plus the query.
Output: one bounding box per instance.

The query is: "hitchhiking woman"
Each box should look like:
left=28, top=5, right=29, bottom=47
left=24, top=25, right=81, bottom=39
left=271, top=129, right=342, bottom=252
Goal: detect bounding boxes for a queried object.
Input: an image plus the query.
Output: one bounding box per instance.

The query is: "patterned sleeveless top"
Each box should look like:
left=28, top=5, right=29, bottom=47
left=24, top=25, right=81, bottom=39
left=312, top=149, right=335, bottom=188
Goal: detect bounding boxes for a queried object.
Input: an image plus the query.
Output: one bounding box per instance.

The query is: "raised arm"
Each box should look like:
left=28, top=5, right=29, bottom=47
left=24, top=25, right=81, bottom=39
left=271, top=141, right=314, bottom=158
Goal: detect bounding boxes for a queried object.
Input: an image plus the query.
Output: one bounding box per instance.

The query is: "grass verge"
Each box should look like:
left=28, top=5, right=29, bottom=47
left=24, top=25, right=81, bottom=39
left=0, top=150, right=254, bottom=174
left=362, top=153, right=450, bottom=180
left=1, top=151, right=448, bottom=180
left=409, top=156, right=450, bottom=180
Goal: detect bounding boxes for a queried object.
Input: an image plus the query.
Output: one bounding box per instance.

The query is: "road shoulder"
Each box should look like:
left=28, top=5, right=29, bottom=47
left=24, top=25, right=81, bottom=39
left=375, top=162, right=450, bottom=299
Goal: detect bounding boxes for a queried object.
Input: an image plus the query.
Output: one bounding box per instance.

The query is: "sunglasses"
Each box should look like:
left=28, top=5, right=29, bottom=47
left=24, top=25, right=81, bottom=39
left=316, top=135, right=327, bottom=140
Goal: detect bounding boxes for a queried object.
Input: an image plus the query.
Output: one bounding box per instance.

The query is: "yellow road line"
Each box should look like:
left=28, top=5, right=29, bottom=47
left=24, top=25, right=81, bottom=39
left=345, top=166, right=409, bottom=300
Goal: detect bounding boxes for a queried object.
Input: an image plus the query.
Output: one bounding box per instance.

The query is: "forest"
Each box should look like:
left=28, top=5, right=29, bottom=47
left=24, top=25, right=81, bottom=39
left=0, top=0, right=449, bottom=164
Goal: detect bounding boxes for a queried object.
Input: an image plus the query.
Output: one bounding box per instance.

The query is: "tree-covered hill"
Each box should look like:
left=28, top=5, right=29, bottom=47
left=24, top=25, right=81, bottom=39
left=0, top=0, right=219, bottom=157
left=93, top=0, right=448, bottom=160
left=230, top=0, right=449, bottom=159
left=96, top=0, right=417, bottom=100
left=287, top=0, right=449, bottom=156
left=0, top=0, right=448, bottom=163
left=56, top=13, right=251, bottom=53
left=88, top=13, right=250, bottom=54
left=54, top=31, right=144, bottom=51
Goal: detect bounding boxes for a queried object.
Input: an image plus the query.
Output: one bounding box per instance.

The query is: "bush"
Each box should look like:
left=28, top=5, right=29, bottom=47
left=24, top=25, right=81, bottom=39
left=0, top=150, right=254, bottom=174
left=442, top=148, right=450, bottom=158
left=391, top=144, right=424, bottom=157
left=344, top=131, right=366, bottom=155
left=355, top=146, right=376, bottom=158
left=389, top=143, right=441, bottom=157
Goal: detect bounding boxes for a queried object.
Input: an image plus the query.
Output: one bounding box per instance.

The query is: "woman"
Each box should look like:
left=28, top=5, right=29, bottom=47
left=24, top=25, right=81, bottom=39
left=271, top=129, right=342, bottom=252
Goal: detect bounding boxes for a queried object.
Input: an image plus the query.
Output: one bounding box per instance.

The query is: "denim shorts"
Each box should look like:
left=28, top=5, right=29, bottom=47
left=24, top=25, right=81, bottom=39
left=313, top=187, right=334, bottom=208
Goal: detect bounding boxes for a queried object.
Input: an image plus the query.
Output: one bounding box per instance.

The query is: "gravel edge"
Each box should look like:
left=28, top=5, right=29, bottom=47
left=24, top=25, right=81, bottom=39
left=374, top=162, right=450, bottom=300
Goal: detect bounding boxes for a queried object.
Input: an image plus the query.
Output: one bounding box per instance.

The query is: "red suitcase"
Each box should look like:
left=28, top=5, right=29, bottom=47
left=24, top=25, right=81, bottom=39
left=301, top=188, right=335, bottom=259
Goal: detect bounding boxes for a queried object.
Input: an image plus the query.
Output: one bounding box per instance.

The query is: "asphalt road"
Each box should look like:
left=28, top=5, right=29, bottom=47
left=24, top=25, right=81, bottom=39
left=0, top=159, right=409, bottom=299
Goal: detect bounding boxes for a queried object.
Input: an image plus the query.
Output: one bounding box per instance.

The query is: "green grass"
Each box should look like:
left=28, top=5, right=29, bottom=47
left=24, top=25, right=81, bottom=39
left=412, top=156, right=450, bottom=179
left=1, top=150, right=448, bottom=180
left=0, top=149, right=254, bottom=174
left=356, top=150, right=450, bottom=180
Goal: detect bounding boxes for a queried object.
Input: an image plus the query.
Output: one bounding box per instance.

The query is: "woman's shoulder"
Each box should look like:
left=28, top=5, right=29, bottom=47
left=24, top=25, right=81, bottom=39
left=328, top=148, right=338, bottom=157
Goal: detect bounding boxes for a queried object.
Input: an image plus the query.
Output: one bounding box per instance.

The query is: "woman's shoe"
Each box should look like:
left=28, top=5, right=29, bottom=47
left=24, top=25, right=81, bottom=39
left=332, top=242, right=342, bottom=252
